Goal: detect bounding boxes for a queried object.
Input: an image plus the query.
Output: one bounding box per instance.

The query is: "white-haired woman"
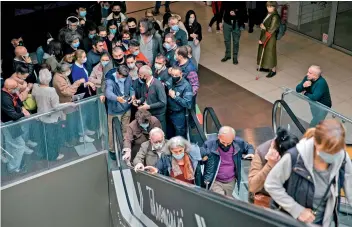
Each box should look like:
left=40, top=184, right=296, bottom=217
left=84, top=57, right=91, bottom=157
left=145, top=136, right=203, bottom=186
left=32, top=68, right=65, bottom=160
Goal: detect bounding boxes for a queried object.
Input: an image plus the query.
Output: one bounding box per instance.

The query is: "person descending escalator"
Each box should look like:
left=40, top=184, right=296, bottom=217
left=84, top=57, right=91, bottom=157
left=202, top=126, right=255, bottom=198
left=145, top=136, right=203, bottom=187
left=248, top=128, right=298, bottom=208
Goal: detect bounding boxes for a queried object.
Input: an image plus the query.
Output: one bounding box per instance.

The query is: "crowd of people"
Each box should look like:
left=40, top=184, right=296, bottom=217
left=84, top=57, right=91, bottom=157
left=1, top=1, right=351, bottom=227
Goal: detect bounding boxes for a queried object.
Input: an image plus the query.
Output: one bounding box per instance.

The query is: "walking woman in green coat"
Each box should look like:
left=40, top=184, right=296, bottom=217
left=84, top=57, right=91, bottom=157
left=257, top=1, right=280, bottom=78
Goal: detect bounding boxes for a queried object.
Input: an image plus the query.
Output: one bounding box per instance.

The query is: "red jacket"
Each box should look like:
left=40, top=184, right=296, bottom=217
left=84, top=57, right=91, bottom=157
left=212, top=1, right=222, bottom=14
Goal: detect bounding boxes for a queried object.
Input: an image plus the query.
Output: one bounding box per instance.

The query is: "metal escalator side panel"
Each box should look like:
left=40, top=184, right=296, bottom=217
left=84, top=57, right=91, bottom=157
left=203, top=107, right=222, bottom=137
left=188, top=109, right=207, bottom=145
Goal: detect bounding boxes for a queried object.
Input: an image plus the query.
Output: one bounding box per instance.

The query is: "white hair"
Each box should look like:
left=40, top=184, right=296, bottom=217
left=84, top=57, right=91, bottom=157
left=139, top=65, right=153, bottom=76
left=167, top=136, right=191, bottom=152
left=218, top=126, right=236, bottom=136
left=39, top=69, right=52, bottom=85
left=150, top=127, right=164, bottom=138
left=309, top=65, right=322, bottom=76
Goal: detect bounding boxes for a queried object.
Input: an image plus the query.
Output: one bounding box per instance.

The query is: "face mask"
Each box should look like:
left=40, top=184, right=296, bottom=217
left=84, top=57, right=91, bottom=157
left=101, top=60, right=110, bottom=67
left=139, top=78, right=144, bottom=84
left=88, top=33, right=96, bottom=39
left=65, top=71, right=71, bottom=76
left=104, top=5, right=110, bottom=10
left=72, top=42, right=80, bottom=48
left=318, top=150, right=343, bottom=164
left=140, top=123, right=149, bottom=129
left=173, top=152, right=184, bottom=160
left=67, top=63, right=73, bottom=67
left=163, top=43, right=171, bottom=51
left=218, top=141, right=232, bottom=152
left=69, top=24, right=78, bottom=31
left=171, top=25, right=179, bottom=32
left=153, top=142, right=164, bottom=150
left=133, top=50, right=139, bottom=56
left=11, top=88, right=20, bottom=94
left=127, top=63, right=135, bottom=69
left=114, top=57, right=124, bottom=63
left=80, top=11, right=87, bottom=17
left=81, top=57, right=87, bottom=64
left=110, top=28, right=117, bottom=35
left=118, top=77, right=126, bottom=83
left=129, top=27, right=137, bottom=34
left=122, top=39, right=130, bottom=44
left=174, top=54, right=178, bottom=61
left=19, top=41, right=24, bottom=46
left=23, top=53, right=29, bottom=57
left=154, top=63, right=163, bottom=70
left=172, top=76, right=180, bottom=84
left=189, top=18, right=195, bottom=24
left=113, top=11, right=121, bottom=16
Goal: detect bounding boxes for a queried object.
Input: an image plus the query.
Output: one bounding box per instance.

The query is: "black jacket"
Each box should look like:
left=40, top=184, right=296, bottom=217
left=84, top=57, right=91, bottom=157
left=185, top=22, right=202, bottom=42
left=140, top=78, right=167, bottom=117
left=154, top=67, right=170, bottom=83
left=220, top=1, right=247, bottom=28
left=132, top=79, right=146, bottom=100
left=1, top=90, right=25, bottom=123
left=165, top=77, right=193, bottom=112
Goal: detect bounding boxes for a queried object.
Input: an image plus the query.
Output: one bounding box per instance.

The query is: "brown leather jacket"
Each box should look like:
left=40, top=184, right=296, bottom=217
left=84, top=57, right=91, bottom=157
left=248, top=139, right=274, bottom=195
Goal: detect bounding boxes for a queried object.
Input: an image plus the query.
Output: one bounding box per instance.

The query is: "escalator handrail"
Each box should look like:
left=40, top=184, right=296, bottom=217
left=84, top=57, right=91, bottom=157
left=281, top=87, right=352, bottom=125
left=203, top=107, right=222, bottom=135
left=272, top=99, right=306, bottom=135
left=189, top=109, right=207, bottom=144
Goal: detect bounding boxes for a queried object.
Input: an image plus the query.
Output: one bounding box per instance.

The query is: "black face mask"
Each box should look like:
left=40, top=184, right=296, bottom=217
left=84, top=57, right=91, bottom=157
left=172, top=76, right=180, bottom=84
left=113, top=11, right=121, bottom=16
left=140, top=78, right=147, bottom=83
left=113, top=57, right=124, bottom=65
left=218, top=140, right=232, bottom=152
left=129, top=27, right=137, bottom=34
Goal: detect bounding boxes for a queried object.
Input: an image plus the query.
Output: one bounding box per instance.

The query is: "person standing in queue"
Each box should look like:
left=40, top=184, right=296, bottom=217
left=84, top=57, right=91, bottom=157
left=203, top=126, right=255, bottom=198
left=153, top=54, right=170, bottom=84
left=184, top=10, right=202, bottom=67
left=265, top=120, right=352, bottom=226
left=164, top=16, right=188, bottom=47
left=219, top=1, right=246, bottom=65
left=134, top=65, right=167, bottom=132
left=163, top=33, right=178, bottom=67
left=165, top=66, right=192, bottom=139
left=257, top=1, right=280, bottom=78
left=103, top=46, right=126, bottom=76
left=105, top=65, right=134, bottom=151
left=145, top=136, right=203, bottom=187
left=296, top=65, right=332, bottom=127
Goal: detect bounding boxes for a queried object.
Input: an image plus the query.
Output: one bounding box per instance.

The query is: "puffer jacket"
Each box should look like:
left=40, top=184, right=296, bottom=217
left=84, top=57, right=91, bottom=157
left=202, top=136, right=255, bottom=190
left=155, top=144, right=204, bottom=187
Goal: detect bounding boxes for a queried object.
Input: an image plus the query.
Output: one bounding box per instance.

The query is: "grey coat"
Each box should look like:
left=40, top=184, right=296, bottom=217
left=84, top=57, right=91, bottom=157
left=136, top=33, right=165, bottom=66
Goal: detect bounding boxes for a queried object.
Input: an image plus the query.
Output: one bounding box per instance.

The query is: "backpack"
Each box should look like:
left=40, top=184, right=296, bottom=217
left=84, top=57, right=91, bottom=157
left=276, top=16, right=287, bottom=40
left=288, top=148, right=347, bottom=212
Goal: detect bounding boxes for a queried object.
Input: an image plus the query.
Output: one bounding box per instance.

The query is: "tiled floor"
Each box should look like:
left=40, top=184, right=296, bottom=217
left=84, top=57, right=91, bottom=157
left=127, top=1, right=352, bottom=120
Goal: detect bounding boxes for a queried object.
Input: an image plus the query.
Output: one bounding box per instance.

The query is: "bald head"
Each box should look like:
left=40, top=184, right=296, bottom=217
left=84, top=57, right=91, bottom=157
left=139, top=65, right=153, bottom=77
left=4, top=78, right=18, bottom=93
left=14, top=46, right=28, bottom=59
left=218, top=126, right=236, bottom=147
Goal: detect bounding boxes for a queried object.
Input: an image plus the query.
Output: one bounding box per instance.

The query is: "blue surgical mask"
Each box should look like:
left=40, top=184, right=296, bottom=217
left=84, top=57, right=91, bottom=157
left=103, top=5, right=110, bottom=10
left=88, top=33, right=96, bottom=39
left=171, top=25, right=179, bottom=32
left=122, top=39, right=129, bottom=44
left=82, top=57, right=87, bottom=64
left=318, top=150, right=343, bottom=164
left=72, top=42, right=80, bottom=48
left=163, top=43, right=171, bottom=51
left=139, top=78, right=144, bottom=84
left=174, top=54, right=177, bottom=61
left=80, top=11, right=87, bottom=17
left=101, top=60, right=110, bottom=67
left=173, top=153, right=184, bottom=160
left=140, top=123, right=149, bottom=129
left=110, top=28, right=117, bottom=35
left=133, top=50, right=139, bottom=56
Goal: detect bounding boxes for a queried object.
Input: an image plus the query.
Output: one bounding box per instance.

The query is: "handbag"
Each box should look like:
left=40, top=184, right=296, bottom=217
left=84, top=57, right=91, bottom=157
left=253, top=193, right=271, bottom=208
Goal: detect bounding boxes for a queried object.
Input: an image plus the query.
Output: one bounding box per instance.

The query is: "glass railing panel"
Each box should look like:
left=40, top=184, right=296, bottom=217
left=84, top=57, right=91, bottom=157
left=281, top=87, right=352, bottom=144
left=1, top=96, right=108, bottom=186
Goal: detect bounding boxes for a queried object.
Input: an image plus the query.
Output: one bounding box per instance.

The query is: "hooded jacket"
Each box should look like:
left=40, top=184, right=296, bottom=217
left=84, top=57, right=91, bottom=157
left=265, top=138, right=352, bottom=226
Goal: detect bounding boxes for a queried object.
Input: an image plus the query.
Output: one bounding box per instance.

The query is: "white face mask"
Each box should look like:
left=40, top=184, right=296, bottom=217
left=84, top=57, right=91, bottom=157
left=153, top=141, right=164, bottom=150
left=127, top=63, right=135, bottom=69
left=65, top=71, right=71, bottom=76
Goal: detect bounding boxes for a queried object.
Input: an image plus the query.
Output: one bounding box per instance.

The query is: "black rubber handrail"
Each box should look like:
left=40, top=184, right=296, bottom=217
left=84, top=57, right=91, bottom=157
left=272, top=99, right=306, bottom=135
left=189, top=109, right=207, bottom=144
left=203, top=107, right=222, bottom=135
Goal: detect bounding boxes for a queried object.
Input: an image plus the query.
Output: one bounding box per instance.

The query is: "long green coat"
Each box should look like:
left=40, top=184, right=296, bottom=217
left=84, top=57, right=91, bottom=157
left=257, top=11, right=280, bottom=69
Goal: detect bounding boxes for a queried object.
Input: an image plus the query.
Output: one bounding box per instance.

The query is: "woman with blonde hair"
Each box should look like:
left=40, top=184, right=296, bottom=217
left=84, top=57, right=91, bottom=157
left=265, top=119, right=352, bottom=226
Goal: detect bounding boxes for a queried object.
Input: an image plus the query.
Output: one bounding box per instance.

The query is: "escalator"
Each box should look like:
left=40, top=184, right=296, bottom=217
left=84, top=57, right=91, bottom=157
left=109, top=108, right=305, bottom=227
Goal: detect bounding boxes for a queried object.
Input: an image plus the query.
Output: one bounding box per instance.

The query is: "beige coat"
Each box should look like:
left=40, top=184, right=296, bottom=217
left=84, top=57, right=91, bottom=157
left=133, top=139, right=168, bottom=167
left=52, top=72, right=81, bottom=103
left=89, top=62, right=104, bottom=93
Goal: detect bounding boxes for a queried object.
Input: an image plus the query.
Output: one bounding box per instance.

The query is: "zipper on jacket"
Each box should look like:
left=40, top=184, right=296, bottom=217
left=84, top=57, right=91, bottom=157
left=209, top=159, right=221, bottom=190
